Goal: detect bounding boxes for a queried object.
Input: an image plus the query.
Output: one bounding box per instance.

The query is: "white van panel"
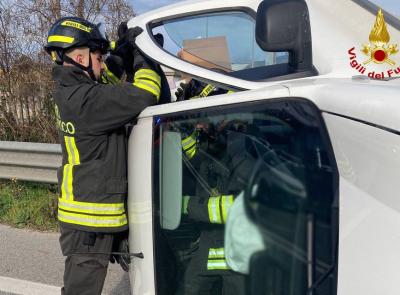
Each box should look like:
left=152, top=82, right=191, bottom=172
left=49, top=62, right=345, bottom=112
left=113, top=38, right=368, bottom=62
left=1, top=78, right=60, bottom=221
left=324, top=113, right=400, bottom=295
left=128, top=117, right=155, bottom=295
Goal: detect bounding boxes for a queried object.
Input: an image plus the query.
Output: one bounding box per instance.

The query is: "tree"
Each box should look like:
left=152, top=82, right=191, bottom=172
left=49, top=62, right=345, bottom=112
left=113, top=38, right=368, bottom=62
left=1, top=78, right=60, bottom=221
left=0, top=0, right=135, bottom=142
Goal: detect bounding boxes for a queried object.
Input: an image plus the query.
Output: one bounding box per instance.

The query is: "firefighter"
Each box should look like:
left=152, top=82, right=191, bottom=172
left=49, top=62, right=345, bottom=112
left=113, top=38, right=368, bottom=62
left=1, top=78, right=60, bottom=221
left=177, top=119, right=250, bottom=295
left=174, top=78, right=246, bottom=294
left=44, top=17, right=161, bottom=295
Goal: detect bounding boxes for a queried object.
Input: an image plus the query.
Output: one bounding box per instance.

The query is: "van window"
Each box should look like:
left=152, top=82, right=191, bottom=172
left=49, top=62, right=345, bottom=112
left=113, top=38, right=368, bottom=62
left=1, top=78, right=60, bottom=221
left=152, top=11, right=288, bottom=73
left=152, top=98, right=338, bottom=295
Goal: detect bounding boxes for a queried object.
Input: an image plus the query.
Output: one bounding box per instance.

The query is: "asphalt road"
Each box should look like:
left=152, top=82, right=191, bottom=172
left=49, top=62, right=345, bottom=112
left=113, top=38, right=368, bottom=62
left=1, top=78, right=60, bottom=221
left=0, top=224, right=130, bottom=295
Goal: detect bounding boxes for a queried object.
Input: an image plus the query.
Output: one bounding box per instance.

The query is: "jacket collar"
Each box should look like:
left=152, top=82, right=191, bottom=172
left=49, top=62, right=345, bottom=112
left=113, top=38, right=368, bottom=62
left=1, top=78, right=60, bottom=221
left=52, top=65, right=96, bottom=86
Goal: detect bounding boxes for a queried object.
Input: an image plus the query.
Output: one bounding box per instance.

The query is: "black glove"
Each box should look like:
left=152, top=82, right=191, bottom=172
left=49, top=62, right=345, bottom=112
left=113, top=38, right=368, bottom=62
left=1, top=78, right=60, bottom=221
left=127, top=27, right=157, bottom=71
left=111, top=22, right=134, bottom=81
left=175, top=79, right=202, bottom=101
left=110, top=233, right=131, bottom=272
left=101, top=55, right=124, bottom=84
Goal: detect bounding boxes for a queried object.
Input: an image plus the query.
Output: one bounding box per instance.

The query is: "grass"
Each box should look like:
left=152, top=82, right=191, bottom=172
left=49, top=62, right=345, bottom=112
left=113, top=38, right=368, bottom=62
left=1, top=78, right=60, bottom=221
left=0, top=179, right=58, bottom=231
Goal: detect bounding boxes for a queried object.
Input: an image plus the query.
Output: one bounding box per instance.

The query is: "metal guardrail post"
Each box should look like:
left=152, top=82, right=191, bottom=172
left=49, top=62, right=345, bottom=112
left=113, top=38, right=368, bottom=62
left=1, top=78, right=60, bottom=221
left=0, top=141, right=62, bottom=184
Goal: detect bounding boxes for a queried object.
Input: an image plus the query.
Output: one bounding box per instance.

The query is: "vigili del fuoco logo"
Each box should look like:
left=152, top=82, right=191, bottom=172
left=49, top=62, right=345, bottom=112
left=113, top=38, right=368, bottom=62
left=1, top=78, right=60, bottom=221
left=348, top=9, right=399, bottom=79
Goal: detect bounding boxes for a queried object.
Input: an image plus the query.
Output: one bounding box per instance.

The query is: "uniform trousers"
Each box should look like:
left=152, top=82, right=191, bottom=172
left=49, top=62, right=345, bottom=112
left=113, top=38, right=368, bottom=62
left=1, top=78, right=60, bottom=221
left=59, top=226, right=114, bottom=295
left=178, top=248, right=246, bottom=295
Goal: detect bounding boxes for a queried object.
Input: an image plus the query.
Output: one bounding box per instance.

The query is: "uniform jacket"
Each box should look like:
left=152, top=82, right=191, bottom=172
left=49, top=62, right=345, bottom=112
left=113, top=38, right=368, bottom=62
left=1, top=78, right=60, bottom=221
left=52, top=65, right=158, bottom=232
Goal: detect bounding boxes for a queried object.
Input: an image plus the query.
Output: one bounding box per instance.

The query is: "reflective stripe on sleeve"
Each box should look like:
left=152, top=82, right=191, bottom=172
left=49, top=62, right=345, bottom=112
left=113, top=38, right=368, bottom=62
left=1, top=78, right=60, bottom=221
left=133, top=69, right=161, bottom=100
left=181, top=133, right=196, bottom=149
left=207, top=259, right=230, bottom=270
left=185, top=145, right=196, bottom=159
left=134, top=69, right=161, bottom=86
left=208, top=196, right=222, bottom=224
left=181, top=131, right=197, bottom=159
left=58, top=198, right=125, bottom=215
left=208, top=248, right=225, bottom=259
left=133, top=80, right=160, bottom=100
left=58, top=209, right=128, bottom=228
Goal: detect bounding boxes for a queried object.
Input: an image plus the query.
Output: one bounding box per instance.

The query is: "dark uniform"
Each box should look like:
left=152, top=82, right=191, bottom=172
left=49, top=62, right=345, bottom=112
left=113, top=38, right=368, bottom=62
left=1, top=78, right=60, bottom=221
left=178, top=121, right=247, bottom=295
left=45, top=17, right=161, bottom=295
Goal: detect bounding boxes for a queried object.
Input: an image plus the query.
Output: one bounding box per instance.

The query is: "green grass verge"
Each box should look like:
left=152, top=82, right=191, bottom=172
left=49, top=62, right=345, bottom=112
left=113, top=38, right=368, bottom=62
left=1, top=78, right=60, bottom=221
left=0, top=179, right=58, bottom=231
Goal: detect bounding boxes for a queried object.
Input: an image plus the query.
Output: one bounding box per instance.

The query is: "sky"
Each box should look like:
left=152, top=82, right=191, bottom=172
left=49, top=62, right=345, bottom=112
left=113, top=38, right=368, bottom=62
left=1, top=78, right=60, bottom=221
left=131, top=0, right=400, bottom=16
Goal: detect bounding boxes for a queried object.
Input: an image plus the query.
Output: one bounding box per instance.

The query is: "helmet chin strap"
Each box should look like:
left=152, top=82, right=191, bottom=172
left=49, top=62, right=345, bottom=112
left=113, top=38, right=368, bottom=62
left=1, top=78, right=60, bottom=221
left=62, top=52, right=98, bottom=81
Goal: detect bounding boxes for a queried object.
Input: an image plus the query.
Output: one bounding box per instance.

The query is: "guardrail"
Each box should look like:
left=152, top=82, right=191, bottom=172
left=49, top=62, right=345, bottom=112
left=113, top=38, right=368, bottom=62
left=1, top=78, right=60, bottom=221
left=0, top=141, right=62, bottom=184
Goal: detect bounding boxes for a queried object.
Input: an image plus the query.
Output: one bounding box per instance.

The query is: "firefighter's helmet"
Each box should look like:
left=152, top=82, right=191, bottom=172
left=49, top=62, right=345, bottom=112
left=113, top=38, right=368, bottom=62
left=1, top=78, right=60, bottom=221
left=45, top=17, right=109, bottom=63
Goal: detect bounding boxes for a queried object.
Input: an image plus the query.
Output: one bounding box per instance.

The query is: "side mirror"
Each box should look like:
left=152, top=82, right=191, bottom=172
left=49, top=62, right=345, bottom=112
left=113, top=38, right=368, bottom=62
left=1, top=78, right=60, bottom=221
left=160, top=131, right=182, bottom=230
left=256, top=0, right=313, bottom=72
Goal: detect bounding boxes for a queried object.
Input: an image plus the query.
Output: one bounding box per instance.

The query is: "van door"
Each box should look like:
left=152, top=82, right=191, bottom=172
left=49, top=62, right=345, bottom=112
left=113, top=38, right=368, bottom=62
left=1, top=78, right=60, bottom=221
left=148, top=97, right=339, bottom=295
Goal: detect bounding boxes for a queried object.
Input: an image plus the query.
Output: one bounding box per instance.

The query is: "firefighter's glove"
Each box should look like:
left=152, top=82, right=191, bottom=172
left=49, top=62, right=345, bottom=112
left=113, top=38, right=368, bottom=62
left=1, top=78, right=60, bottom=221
left=101, top=55, right=124, bottom=84
left=175, top=84, right=185, bottom=101
left=175, top=80, right=199, bottom=101
left=110, top=22, right=135, bottom=81
left=110, top=235, right=131, bottom=272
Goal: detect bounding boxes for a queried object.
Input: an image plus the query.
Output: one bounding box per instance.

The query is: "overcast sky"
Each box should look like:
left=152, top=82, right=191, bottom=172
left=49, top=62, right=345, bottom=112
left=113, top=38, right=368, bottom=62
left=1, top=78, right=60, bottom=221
left=130, top=0, right=400, bottom=16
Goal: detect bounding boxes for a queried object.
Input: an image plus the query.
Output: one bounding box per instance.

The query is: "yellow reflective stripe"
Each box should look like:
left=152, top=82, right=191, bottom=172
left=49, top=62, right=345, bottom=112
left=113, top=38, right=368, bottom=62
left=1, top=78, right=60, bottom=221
left=133, top=80, right=160, bottom=100
left=208, top=248, right=225, bottom=259
left=58, top=209, right=127, bottom=228
left=61, top=21, right=92, bottom=32
left=221, top=195, right=234, bottom=223
left=58, top=198, right=125, bottom=215
left=135, top=69, right=161, bottom=85
left=182, top=138, right=196, bottom=151
left=61, top=136, right=80, bottom=201
left=110, top=41, right=116, bottom=50
left=185, top=145, right=196, bottom=159
left=182, top=195, right=190, bottom=214
left=62, top=164, right=72, bottom=200
left=208, top=196, right=221, bottom=224
left=182, top=131, right=197, bottom=158
left=65, top=136, right=80, bottom=165
left=134, top=69, right=161, bottom=87
left=103, top=64, right=120, bottom=84
left=207, top=259, right=230, bottom=270
left=199, top=84, right=216, bottom=97
left=181, top=132, right=196, bottom=148
left=227, top=90, right=235, bottom=94
left=48, top=35, right=74, bottom=44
